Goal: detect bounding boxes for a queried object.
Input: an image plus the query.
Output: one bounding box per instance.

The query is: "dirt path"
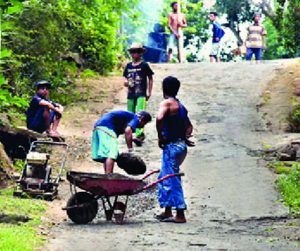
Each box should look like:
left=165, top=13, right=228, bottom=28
left=45, top=60, right=299, bottom=251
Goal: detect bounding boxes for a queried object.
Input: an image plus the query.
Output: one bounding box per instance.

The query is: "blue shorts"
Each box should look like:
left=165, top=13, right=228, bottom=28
left=27, top=107, right=55, bottom=133
left=246, top=48, right=262, bottom=60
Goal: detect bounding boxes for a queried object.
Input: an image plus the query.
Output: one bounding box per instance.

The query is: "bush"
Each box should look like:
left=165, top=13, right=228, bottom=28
left=287, top=105, right=300, bottom=132
left=276, top=163, right=300, bottom=216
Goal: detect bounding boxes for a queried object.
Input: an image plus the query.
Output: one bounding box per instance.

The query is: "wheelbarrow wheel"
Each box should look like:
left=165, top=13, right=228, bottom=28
left=66, top=192, right=98, bottom=224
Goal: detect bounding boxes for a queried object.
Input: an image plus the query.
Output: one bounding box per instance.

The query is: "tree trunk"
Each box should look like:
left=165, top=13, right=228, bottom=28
left=0, top=142, right=13, bottom=187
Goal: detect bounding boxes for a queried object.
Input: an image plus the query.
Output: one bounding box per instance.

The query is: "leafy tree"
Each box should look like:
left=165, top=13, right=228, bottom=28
left=215, top=0, right=257, bottom=45
left=279, top=0, right=300, bottom=57
left=1, top=0, right=138, bottom=114
left=0, top=0, right=27, bottom=114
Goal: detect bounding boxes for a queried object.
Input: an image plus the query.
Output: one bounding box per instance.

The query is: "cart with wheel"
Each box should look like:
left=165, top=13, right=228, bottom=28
left=13, top=140, right=68, bottom=200
left=63, top=170, right=183, bottom=224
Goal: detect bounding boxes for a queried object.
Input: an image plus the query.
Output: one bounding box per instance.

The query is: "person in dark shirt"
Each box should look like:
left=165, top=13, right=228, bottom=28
left=92, top=110, right=152, bottom=173
left=26, top=80, right=63, bottom=137
left=123, top=43, right=154, bottom=146
left=209, top=11, right=225, bottom=63
left=155, top=76, right=194, bottom=223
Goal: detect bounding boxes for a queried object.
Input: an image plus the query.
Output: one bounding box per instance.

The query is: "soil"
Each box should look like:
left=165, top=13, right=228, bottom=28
left=44, top=60, right=300, bottom=251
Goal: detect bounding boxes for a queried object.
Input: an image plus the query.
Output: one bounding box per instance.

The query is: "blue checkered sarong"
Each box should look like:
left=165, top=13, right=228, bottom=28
left=157, top=141, right=187, bottom=209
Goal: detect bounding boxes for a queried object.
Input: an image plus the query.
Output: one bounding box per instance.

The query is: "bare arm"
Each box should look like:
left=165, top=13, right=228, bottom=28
left=179, top=14, right=187, bottom=28
left=39, top=100, right=63, bottom=115
left=185, top=117, right=195, bottom=147
left=156, top=101, right=169, bottom=148
left=123, top=77, right=129, bottom=87
left=124, top=126, right=133, bottom=150
left=147, top=75, right=153, bottom=101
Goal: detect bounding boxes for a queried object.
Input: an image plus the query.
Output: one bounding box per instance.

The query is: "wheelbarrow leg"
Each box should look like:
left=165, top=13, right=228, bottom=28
left=101, top=196, right=116, bottom=221
left=113, top=196, right=128, bottom=224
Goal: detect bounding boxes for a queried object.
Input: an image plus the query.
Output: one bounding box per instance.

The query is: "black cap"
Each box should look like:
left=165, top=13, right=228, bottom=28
left=36, top=80, right=51, bottom=88
left=137, top=111, right=152, bottom=123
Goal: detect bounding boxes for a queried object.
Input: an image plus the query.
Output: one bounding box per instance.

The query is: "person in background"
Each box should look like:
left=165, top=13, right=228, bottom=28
left=92, top=110, right=152, bottom=174
left=155, top=76, right=194, bottom=223
left=245, top=13, right=267, bottom=62
left=123, top=42, right=154, bottom=146
left=26, top=80, right=63, bottom=137
left=209, top=11, right=225, bottom=63
left=167, top=1, right=187, bottom=63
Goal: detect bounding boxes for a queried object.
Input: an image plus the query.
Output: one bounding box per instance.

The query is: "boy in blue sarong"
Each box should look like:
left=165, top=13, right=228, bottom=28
left=92, top=110, right=152, bottom=174
left=156, top=76, right=194, bottom=223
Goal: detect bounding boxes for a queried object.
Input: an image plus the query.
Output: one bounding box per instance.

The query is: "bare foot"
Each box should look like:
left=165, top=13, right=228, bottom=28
left=47, top=130, right=61, bottom=137
left=174, top=216, right=187, bottom=223
left=155, top=212, right=173, bottom=221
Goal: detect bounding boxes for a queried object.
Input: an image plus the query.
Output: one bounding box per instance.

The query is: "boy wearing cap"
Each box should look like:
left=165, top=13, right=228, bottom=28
left=245, top=13, right=267, bottom=61
left=123, top=42, right=154, bottom=146
left=92, top=110, right=152, bottom=173
left=26, top=80, right=63, bottom=137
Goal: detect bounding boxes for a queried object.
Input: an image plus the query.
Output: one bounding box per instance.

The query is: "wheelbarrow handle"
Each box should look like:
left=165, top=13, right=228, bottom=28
left=142, top=169, right=160, bottom=180
left=142, top=173, right=185, bottom=191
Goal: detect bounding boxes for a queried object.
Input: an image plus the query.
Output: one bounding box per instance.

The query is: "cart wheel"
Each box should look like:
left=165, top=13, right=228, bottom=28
left=66, top=192, right=98, bottom=224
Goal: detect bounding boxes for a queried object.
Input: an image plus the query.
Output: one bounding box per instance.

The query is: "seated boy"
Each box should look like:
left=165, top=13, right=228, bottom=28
left=26, top=80, right=63, bottom=137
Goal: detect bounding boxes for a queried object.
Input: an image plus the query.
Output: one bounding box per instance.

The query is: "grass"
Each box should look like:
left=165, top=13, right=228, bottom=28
left=276, top=163, right=300, bottom=216
left=267, top=161, right=294, bottom=174
left=0, top=188, right=48, bottom=251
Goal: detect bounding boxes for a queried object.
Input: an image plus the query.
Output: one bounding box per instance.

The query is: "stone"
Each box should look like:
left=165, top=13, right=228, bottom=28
left=293, top=78, right=300, bottom=87
left=294, top=87, right=300, bottom=96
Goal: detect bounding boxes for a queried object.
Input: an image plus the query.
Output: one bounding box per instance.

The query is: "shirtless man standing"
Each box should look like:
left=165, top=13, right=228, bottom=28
left=156, top=76, right=194, bottom=223
left=167, top=1, right=187, bottom=63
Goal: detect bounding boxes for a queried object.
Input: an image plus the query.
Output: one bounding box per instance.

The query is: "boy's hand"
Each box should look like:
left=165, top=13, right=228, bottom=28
left=158, top=136, right=167, bottom=149
left=128, top=148, right=134, bottom=153
left=185, top=138, right=195, bottom=147
left=185, top=132, right=195, bottom=147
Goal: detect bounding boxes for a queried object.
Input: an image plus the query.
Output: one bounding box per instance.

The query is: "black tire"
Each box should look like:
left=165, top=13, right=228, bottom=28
left=66, top=192, right=98, bottom=224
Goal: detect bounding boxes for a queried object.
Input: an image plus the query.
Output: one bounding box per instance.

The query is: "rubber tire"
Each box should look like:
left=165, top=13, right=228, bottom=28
left=66, top=192, right=98, bottom=224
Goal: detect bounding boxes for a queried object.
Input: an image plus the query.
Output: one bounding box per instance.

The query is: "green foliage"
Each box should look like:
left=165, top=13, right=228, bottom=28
left=267, top=161, right=293, bottom=174
left=0, top=188, right=47, bottom=250
left=13, top=160, right=25, bottom=172
left=276, top=163, right=300, bottom=216
left=280, top=0, right=300, bottom=57
left=287, top=105, right=300, bottom=132
left=0, top=75, right=28, bottom=112
left=0, top=0, right=138, bottom=117
left=263, top=17, right=286, bottom=59
left=215, top=0, right=256, bottom=45
left=184, top=0, right=210, bottom=62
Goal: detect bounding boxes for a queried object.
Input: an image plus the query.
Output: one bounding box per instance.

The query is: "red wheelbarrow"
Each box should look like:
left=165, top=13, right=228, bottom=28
left=63, top=170, right=184, bottom=224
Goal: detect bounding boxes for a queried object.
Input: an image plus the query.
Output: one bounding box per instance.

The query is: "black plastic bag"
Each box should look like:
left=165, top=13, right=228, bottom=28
left=116, top=153, right=146, bottom=175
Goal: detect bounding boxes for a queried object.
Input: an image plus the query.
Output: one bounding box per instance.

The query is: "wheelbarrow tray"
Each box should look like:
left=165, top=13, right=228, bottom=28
left=67, top=171, right=146, bottom=196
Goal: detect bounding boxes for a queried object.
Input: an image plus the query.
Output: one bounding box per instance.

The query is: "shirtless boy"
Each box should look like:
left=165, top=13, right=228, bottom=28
left=167, top=2, right=187, bottom=63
